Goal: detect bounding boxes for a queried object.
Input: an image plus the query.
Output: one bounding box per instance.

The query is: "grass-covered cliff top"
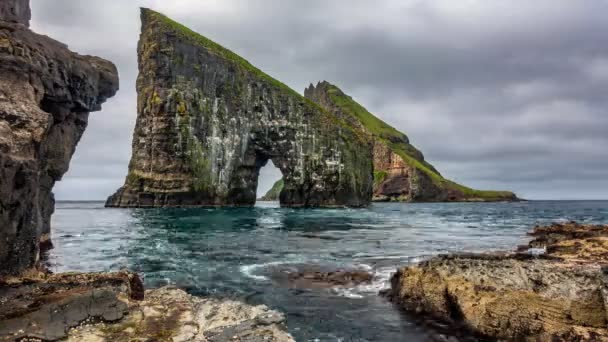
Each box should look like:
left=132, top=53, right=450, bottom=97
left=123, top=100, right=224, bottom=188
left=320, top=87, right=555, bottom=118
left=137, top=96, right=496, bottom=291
left=322, top=82, right=516, bottom=201
left=142, top=8, right=370, bottom=141
left=142, top=8, right=301, bottom=99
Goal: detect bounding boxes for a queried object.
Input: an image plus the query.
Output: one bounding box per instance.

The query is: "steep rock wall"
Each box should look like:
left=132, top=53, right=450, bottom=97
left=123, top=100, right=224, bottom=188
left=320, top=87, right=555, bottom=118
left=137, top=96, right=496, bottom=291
left=107, top=9, right=372, bottom=208
left=0, top=0, right=119, bottom=275
left=305, top=81, right=517, bottom=202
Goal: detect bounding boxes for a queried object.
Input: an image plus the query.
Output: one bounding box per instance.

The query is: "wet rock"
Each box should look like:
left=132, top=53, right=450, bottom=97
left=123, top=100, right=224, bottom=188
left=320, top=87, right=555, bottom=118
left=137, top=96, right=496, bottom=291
left=0, top=0, right=119, bottom=276
left=106, top=9, right=372, bottom=209
left=269, top=264, right=374, bottom=289
left=0, top=271, right=143, bottom=341
left=387, top=222, right=608, bottom=341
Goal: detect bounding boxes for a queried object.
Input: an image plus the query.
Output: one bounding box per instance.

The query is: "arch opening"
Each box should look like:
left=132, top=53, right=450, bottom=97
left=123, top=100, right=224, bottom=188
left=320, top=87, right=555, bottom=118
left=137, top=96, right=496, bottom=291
left=256, top=159, right=283, bottom=203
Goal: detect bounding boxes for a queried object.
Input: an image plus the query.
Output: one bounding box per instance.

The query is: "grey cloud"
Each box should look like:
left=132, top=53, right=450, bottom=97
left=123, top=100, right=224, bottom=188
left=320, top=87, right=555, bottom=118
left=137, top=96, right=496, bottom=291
left=30, top=0, right=608, bottom=200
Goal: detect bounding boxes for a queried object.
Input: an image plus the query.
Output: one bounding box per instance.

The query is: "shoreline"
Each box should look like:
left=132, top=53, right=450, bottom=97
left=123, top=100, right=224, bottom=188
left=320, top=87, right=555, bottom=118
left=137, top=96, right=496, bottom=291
left=385, top=221, right=608, bottom=341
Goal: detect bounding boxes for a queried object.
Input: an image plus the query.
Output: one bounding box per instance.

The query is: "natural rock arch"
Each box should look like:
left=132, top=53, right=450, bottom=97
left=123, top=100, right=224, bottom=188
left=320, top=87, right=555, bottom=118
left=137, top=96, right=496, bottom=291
left=107, top=9, right=372, bottom=208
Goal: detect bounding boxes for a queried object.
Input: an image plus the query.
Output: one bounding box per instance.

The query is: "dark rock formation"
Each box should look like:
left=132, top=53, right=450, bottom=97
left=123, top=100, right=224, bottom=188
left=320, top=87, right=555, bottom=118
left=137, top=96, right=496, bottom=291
left=0, top=0, right=30, bottom=27
left=305, top=81, right=518, bottom=202
left=0, top=0, right=119, bottom=276
left=0, top=271, right=143, bottom=340
left=106, top=9, right=372, bottom=209
left=387, top=222, right=608, bottom=340
left=0, top=272, right=294, bottom=341
left=266, top=264, right=374, bottom=289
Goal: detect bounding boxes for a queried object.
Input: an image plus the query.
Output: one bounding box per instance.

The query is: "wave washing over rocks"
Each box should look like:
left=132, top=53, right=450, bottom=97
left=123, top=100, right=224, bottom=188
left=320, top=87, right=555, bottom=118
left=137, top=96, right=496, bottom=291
left=385, top=222, right=608, bottom=341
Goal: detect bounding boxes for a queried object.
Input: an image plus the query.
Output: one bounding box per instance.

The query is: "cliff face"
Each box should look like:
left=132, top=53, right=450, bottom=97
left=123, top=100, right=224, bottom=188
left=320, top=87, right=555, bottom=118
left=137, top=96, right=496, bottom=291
left=0, top=0, right=119, bottom=275
left=107, top=9, right=372, bottom=208
left=305, top=81, right=517, bottom=202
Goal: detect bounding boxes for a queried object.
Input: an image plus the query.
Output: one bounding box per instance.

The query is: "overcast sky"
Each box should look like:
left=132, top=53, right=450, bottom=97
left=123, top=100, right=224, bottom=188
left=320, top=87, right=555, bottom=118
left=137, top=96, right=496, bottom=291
left=31, top=0, right=608, bottom=200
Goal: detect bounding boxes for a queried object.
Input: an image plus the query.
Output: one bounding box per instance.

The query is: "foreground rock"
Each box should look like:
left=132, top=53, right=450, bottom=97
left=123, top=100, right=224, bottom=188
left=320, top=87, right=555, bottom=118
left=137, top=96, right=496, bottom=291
left=267, top=264, right=374, bottom=289
left=106, top=8, right=372, bottom=209
left=0, top=271, right=143, bottom=340
left=0, top=0, right=119, bottom=275
left=0, top=271, right=294, bottom=341
left=387, top=222, right=608, bottom=341
left=267, top=81, right=517, bottom=203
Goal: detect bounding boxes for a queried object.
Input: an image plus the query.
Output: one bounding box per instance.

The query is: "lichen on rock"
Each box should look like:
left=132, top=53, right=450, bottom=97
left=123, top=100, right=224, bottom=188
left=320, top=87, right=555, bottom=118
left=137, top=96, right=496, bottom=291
left=0, top=0, right=119, bottom=276
left=107, top=8, right=372, bottom=208
left=386, top=222, right=608, bottom=340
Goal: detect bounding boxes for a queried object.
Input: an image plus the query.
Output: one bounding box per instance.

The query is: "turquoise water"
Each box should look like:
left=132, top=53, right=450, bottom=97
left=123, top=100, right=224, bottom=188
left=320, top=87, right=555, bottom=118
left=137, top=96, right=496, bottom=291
left=49, top=201, right=608, bottom=341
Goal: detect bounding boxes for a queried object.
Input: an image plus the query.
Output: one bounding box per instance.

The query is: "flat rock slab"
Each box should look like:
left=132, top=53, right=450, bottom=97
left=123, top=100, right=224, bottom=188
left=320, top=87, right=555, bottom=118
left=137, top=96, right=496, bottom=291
left=0, top=271, right=142, bottom=341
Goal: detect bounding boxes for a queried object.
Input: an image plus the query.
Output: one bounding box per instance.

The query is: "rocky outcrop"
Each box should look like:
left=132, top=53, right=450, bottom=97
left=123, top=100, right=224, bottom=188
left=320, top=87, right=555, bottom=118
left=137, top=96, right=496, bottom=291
left=106, top=9, right=372, bottom=209
left=0, top=271, right=143, bottom=341
left=0, top=272, right=294, bottom=341
left=266, top=264, right=374, bottom=289
left=0, top=0, right=30, bottom=27
left=67, top=287, right=294, bottom=342
left=0, top=0, right=119, bottom=275
left=305, top=81, right=517, bottom=202
left=387, top=222, right=608, bottom=341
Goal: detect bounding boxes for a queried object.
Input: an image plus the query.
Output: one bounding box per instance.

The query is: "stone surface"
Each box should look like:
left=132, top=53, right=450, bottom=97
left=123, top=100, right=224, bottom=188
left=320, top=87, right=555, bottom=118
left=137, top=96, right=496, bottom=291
left=0, top=273, right=293, bottom=342
left=387, top=222, right=608, bottom=341
left=0, top=271, right=143, bottom=341
left=0, top=2, right=119, bottom=275
left=304, top=81, right=518, bottom=202
left=106, top=9, right=372, bottom=208
left=266, top=264, right=374, bottom=289
left=66, top=286, right=294, bottom=342
left=0, top=0, right=30, bottom=27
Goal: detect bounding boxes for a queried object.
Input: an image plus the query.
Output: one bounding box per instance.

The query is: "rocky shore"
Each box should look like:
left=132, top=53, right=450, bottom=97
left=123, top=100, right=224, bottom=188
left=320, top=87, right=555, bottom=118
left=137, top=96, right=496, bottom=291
left=386, top=222, right=608, bottom=341
left=0, top=271, right=294, bottom=341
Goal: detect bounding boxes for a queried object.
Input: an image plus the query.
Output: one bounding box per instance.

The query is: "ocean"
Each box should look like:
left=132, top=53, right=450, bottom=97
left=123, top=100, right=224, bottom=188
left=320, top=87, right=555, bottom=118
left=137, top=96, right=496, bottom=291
left=48, top=200, right=608, bottom=341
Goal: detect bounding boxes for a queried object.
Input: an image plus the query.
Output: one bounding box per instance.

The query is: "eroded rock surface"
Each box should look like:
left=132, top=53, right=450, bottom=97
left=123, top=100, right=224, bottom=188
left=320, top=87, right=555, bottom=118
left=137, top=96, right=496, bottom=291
left=304, top=81, right=518, bottom=202
left=0, top=271, right=143, bottom=341
left=0, top=0, right=119, bottom=275
left=107, top=9, right=372, bottom=208
left=0, top=272, right=293, bottom=342
left=67, top=287, right=294, bottom=342
left=387, top=222, right=608, bottom=341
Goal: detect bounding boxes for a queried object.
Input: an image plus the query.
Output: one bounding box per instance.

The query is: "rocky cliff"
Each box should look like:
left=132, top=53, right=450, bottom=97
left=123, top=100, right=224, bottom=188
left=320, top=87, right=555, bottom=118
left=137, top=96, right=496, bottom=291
left=107, top=9, right=372, bottom=208
left=0, top=0, right=119, bottom=275
left=304, top=81, right=517, bottom=202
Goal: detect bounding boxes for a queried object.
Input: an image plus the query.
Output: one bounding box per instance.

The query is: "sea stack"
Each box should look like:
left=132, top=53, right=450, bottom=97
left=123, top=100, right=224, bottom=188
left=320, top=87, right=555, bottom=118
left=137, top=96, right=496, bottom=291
left=106, top=9, right=373, bottom=208
left=265, top=81, right=518, bottom=202
left=0, top=0, right=119, bottom=275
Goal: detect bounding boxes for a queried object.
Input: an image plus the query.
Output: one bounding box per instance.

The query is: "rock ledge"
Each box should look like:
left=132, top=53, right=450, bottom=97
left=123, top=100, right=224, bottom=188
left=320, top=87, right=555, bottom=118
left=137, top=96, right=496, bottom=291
left=387, top=222, right=608, bottom=341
